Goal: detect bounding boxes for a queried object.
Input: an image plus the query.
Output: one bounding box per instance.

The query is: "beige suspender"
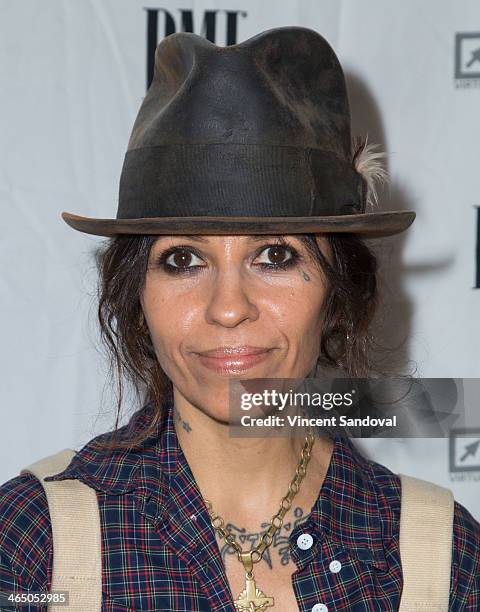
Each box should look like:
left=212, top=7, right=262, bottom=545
left=20, top=449, right=103, bottom=612
left=398, top=473, right=454, bottom=612
left=20, top=451, right=455, bottom=612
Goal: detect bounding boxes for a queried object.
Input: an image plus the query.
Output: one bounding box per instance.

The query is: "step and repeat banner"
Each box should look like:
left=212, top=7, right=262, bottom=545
left=1, top=1, right=479, bottom=519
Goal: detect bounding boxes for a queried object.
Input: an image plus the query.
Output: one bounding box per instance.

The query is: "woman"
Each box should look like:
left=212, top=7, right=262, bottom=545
left=1, top=26, right=479, bottom=612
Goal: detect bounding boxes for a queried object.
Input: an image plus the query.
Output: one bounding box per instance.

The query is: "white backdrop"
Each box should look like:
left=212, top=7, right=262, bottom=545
left=1, top=0, right=479, bottom=519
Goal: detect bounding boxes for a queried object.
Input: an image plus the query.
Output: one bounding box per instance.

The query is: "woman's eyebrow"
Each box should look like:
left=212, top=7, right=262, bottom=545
left=153, top=235, right=209, bottom=243
left=247, top=234, right=288, bottom=243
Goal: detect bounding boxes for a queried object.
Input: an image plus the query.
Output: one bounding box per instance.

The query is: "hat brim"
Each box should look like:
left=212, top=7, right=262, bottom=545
left=61, top=210, right=415, bottom=239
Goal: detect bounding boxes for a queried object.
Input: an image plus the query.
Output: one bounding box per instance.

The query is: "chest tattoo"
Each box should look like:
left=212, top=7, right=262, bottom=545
left=214, top=506, right=310, bottom=569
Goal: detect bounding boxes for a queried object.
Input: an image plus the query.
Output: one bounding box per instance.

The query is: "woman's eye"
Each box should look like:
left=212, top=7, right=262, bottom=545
left=155, top=242, right=300, bottom=275
left=255, top=245, right=294, bottom=267
left=165, top=249, right=204, bottom=269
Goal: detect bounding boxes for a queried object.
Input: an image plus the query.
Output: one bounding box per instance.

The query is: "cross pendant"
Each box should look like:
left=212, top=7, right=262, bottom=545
left=233, top=572, right=274, bottom=611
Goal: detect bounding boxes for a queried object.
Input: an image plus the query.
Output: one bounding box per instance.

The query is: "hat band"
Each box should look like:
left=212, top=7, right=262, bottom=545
left=117, top=144, right=366, bottom=220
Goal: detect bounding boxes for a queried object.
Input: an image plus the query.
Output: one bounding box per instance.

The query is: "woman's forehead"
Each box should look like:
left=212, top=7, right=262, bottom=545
left=151, top=234, right=310, bottom=245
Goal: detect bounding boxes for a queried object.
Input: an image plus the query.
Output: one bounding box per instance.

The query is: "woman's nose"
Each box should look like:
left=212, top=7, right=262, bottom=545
left=204, top=270, right=259, bottom=328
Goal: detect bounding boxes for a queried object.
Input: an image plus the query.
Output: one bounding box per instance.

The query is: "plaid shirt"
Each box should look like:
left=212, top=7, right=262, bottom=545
left=1, top=396, right=479, bottom=611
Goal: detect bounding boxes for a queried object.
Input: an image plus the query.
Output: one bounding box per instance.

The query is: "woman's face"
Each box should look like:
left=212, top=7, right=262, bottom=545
left=141, top=234, right=331, bottom=420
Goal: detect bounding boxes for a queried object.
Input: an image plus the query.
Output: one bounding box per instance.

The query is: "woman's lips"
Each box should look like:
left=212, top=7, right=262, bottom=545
left=194, top=347, right=273, bottom=374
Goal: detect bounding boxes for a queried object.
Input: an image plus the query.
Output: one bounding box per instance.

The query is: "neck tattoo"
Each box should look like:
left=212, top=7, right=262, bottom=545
left=301, top=270, right=310, bottom=281
left=173, top=405, right=193, bottom=433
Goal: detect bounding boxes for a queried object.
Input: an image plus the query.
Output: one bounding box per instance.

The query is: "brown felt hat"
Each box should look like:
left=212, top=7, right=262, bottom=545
left=62, top=26, right=415, bottom=238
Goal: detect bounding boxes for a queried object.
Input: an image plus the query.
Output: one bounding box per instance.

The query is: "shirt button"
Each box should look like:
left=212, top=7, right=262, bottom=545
left=296, top=533, right=313, bottom=550
left=311, top=604, right=328, bottom=612
left=329, top=559, right=342, bottom=573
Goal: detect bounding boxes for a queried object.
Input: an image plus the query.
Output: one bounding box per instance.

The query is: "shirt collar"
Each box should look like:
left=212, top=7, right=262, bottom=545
left=43, top=400, right=159, bottom=494
left=45, top=394, right=388, bottom=570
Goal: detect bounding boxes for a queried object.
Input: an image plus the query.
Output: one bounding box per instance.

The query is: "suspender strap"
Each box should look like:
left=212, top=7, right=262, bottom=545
left=20, top=449, right=103, bottom=612
left=398, top=473, right=454, bottom=612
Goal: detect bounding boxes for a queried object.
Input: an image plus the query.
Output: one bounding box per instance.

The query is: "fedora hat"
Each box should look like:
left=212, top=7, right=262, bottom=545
left=62, top=26, right=415, bottom=238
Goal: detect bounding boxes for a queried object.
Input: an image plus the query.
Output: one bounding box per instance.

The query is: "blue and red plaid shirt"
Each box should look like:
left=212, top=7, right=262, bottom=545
left=1, top=395, right=479, bottom=611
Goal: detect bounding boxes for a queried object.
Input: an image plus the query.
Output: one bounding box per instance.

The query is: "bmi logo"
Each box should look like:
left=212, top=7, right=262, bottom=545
left=455, top=32, right=480, bottom=88
left=144, top=8, right=248, bottom=89
left=449, top=428, right=480, bottom=481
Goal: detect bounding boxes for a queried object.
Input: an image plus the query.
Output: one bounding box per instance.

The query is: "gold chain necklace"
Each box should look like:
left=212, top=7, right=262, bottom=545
left=202, top=428, right=316, bottom=611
